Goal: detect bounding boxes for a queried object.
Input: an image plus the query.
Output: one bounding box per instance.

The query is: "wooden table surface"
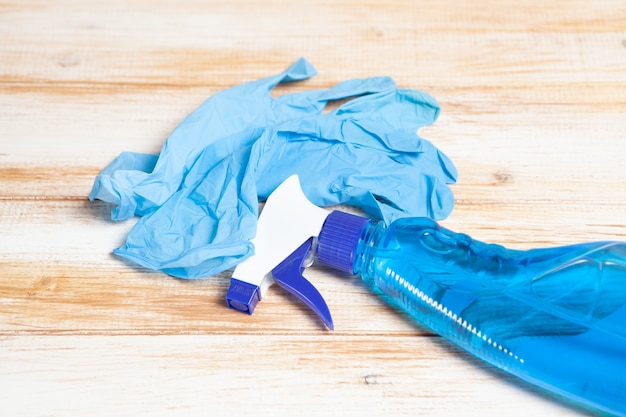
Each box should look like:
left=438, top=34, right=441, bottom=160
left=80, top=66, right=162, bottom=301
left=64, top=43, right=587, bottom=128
left=1, top=1, right=625, bottom=416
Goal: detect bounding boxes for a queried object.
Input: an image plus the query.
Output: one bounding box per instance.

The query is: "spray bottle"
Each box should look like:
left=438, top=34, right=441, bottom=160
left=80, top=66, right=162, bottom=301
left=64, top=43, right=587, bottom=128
left=226, top=175, right=626, bottom=416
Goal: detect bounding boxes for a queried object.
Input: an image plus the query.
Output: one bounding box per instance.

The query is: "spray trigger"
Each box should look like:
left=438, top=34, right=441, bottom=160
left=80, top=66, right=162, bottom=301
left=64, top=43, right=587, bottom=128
left=272, top=237, right=334, bottom=330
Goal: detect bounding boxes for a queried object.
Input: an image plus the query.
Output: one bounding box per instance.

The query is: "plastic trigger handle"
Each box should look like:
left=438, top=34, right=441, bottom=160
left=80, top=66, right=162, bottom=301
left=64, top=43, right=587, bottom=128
left=272, top=237, right=334, bottom=330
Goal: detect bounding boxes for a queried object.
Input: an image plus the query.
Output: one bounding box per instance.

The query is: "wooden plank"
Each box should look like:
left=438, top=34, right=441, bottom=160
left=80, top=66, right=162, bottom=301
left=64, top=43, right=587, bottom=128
left=1, top=198, right=625, bottom=335
left=1, top=87, right=625, bottom=200
left=0, top=261, right=421, bottom=336
left=1, top=0, right=625, bottom=87
left=0, top=335, right=589, bottom=417
left=0, top=200, right=420, bottom=335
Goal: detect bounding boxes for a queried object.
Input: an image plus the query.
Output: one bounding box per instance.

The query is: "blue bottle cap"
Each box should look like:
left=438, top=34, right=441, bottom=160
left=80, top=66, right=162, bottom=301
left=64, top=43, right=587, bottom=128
left=317, top=210, right=370, bottom=274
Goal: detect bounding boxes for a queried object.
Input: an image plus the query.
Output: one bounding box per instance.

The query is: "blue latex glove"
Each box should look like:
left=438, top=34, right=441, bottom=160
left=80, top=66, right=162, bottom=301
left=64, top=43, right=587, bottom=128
left=90, top=58, right=457, bottom=278
left=90, top=58, right=395, bottom=221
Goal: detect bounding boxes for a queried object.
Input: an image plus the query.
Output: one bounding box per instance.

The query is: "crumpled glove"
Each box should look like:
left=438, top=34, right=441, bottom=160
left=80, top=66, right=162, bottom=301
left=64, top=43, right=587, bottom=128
left=90, top=58, right=395, bottom=221
left=90, top=58, right=457, bottom=278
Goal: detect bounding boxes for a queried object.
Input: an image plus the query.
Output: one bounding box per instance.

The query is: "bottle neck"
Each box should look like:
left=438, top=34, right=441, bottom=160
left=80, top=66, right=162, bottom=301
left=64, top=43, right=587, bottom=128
left=352, top=220, right=387, bottom=277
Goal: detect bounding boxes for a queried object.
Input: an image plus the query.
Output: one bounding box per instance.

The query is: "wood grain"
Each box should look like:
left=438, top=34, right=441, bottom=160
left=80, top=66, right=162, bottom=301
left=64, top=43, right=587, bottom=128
left=1, top=0, right=625, bottom=416
left=0, top=335, right=590, bottom=417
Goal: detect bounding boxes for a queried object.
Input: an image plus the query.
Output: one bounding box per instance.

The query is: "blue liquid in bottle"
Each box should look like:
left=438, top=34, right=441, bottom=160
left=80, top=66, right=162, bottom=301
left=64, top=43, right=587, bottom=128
left=316, top=211, right=626, bottom=416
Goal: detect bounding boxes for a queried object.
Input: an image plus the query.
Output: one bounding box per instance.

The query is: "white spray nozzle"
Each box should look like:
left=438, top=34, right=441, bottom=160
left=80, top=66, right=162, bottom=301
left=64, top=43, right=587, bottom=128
left=225, top=175, right=330, bottom=315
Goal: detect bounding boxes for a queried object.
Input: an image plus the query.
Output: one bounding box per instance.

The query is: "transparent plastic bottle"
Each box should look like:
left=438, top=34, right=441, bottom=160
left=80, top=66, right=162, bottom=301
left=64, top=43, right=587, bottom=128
left=316, top=211, right=626, bottom=416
